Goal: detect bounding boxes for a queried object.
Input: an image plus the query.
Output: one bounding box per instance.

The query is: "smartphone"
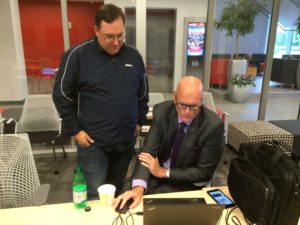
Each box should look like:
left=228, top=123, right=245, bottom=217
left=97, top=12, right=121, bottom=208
left=207, top=189, right=235, bottom=208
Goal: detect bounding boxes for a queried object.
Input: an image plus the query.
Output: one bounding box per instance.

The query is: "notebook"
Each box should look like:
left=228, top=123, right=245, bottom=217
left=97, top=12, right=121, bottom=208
left=143, top=197, right=224, bottom=225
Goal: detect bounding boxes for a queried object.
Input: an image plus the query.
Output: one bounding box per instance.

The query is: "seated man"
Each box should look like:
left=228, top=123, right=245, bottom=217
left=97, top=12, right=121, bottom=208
left=114, top=76, right=225, bottom=209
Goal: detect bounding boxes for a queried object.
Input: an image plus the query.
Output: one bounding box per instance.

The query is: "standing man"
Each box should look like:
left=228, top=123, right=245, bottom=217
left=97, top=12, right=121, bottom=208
left=114, top=76, right=224, bottom=209
left=53, top=4, right=149, bottom=199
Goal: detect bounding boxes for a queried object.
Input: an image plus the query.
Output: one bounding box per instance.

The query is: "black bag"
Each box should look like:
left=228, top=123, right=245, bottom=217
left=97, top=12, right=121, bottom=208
left=228, top=140, right=300, bottom=225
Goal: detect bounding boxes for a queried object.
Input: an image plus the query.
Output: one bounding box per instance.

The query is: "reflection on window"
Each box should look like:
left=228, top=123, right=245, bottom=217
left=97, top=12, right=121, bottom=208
left=291, top=31, right=300, bottom=55
left=125, top=8, right=176, bottom=93
left=274, top=25, right=288, bottom=58
left=274, top=25, right=300, bottom=58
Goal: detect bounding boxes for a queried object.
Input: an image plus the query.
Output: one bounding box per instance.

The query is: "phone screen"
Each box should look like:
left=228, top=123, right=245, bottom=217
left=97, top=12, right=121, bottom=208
left=207, top=189, right=235, bottom=208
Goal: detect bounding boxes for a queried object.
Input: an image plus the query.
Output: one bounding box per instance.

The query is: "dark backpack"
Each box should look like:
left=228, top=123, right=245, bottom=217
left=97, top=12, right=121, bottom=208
left=228, top=140, right=300, bottom=225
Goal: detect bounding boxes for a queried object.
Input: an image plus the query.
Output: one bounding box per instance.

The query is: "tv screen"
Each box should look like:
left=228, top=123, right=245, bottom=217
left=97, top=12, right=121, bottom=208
left=187, top=22, right=205, bottom=56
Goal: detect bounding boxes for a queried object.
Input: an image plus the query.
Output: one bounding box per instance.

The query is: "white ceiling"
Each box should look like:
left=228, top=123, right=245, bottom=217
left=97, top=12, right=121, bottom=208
left=258, top=0, right=300, bottom=29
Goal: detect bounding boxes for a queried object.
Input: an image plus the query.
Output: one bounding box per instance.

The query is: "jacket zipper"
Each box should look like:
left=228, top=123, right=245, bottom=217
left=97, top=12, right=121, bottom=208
left=261, top=187, right=269, bottom=221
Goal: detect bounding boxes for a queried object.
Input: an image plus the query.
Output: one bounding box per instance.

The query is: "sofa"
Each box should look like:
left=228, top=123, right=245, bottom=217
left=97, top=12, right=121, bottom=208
left=270, top=58, right=300, bottom=88
left=282, top=55, right=300, bottom=60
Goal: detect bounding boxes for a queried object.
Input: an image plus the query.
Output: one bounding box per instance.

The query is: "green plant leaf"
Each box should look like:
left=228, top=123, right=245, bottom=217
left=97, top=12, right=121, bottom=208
left=214, top=0, right=260, bottom=55
left=230, top=74, right=256, bottom=87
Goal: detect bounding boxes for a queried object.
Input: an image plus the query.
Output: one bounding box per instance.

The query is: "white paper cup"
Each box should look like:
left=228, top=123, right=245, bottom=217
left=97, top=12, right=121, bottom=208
left=98, top=184, right=116, bottom=208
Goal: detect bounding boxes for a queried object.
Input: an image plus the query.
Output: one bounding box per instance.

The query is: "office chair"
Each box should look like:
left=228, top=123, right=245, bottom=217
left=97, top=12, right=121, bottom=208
left=16, top=94, right=67, bottom=174
left=0, top=133, right=50, bottom=208
left=148, top=92, right=164, bottom=108
left=203, top=91, right=229, bottom=162
left=203, top=91, right=230, bottom=121
left=0, top=113, right=4, bottom=134
left=34, top=57, right=58, bottom=92
left=139, top=93, right=165, bottom=149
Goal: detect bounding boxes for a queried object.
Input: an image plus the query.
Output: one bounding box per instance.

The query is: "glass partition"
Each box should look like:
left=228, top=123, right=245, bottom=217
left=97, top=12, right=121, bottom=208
left=266, top=0, right=300, bottom=120
left=125, top=7, right=176, bottom=93
left=19, top=0, right=64, bottom=94
left=210, top=0, right=273, bottom=125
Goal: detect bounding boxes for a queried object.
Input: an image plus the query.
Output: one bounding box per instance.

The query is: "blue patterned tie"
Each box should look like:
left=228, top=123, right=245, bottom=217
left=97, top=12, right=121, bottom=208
left=170, top=122, right=187, bottom=167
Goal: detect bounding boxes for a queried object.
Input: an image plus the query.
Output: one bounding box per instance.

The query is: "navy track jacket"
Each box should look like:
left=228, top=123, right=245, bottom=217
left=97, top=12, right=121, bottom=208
left=53, top=37, right=149, bottom=147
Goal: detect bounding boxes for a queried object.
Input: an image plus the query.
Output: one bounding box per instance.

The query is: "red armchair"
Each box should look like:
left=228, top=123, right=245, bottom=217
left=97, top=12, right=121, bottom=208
left=210, top=58, right=229, bottom=88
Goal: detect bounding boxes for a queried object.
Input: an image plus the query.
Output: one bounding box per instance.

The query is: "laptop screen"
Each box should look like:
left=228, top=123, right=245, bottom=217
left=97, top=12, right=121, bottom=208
left=143, top=198, right=224, bottom=225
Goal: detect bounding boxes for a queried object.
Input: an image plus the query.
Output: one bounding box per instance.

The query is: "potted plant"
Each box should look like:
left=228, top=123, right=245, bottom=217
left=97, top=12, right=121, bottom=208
left=228, top=74, right=256, bottom=103
left=214, top=0, right=265, bottom=83
left=214, top=0, right=260, bottom=59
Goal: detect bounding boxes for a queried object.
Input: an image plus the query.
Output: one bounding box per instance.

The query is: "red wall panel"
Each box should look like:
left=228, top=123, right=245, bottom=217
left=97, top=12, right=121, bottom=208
left=19, top=1, right=101, bottom=64
left=68, top=2, right=100, bottom=47
left=19, top=1, right=64, bottom=62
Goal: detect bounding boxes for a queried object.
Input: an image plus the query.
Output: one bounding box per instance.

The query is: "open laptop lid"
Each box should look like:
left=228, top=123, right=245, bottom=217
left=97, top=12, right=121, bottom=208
left=143, top=198, right=224, bottom=225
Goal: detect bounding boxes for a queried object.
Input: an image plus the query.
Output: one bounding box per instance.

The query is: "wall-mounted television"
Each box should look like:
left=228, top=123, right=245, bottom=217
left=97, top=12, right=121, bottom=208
left=187, top=22, right=206, bottom=56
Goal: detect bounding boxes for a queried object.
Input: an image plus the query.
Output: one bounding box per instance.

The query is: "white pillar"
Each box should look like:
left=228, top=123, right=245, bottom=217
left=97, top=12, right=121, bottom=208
left=0, top=0, right=28, bottom=101
left=60, top=0, right=70, bottom=51
left=136, top=0, right=146, bottom=62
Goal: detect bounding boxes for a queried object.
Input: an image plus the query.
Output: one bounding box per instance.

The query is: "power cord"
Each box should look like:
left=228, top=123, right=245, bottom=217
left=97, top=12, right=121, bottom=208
left=125, top=211, right=134, bottom=225
left=111, top=211, right=143, bottom=225
left=224, top=207, right=242, bottom=225
left=112, top=213, right=124, bottom=225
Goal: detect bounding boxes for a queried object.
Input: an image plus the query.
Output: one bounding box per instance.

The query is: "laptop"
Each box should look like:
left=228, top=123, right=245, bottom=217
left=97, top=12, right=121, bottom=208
left=143, top=198, right=224, bottom=225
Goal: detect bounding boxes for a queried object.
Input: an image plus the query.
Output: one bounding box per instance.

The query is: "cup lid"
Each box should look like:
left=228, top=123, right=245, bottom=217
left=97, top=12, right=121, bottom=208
left=98, top=184, right=116, bottom=194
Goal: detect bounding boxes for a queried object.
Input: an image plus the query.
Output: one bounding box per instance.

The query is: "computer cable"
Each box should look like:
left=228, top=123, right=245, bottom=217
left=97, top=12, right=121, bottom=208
left=112, top=212, right=125, bottom=225
left=231, top=215, right=242, bottom=225
left=225, top=206, right=242, bottom=225
left=125, top=211, right=134, bottom=225
left=112, top=210, right=143, bottom=225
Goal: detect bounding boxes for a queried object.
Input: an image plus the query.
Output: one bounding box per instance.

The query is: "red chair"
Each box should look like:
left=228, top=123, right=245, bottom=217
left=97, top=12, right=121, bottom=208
left=25, top=59, right=41, bottom=94
left=210, top=58, right=229, bottom=88
left=258, top=62, right=266, bottom=74
left=34, top=58, right=59, bottom=92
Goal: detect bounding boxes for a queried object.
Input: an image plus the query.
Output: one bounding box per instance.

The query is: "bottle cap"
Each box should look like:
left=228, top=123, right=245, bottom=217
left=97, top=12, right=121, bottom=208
left=85, top=206, right=91, bottom=212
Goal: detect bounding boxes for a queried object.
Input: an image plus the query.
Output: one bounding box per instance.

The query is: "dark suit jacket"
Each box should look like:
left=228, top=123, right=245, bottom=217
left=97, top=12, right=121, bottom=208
left=132, top=100, right=225, bottom=188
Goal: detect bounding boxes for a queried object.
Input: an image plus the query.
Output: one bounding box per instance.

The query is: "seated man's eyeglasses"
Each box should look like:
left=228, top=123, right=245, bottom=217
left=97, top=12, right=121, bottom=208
left=176, top=103, right=201, bottom=111
left=101, top=32, right=124, bottom=42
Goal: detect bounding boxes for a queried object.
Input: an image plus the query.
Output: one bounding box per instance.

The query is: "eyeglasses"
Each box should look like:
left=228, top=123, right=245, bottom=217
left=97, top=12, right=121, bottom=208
left=176, top=103, right=201, bottom=111
left=100, top=32, right=124, bottom=42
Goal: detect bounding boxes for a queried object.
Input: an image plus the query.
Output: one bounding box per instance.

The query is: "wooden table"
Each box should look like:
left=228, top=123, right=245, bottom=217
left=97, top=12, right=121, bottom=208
left=0, top=186, right=299, bottom=225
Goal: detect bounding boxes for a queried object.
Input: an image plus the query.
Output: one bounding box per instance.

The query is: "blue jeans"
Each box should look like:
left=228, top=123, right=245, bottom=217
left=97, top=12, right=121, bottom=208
left=77, top=142, right=134, bottom=200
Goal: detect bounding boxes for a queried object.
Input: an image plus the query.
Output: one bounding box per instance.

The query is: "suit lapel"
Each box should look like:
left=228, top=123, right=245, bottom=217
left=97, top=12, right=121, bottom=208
left=163, top=107, right=178, bottom=161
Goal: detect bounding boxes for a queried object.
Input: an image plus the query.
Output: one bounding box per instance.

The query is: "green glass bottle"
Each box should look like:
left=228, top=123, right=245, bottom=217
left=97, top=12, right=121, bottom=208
left=72, top=165, right=87, bottom=209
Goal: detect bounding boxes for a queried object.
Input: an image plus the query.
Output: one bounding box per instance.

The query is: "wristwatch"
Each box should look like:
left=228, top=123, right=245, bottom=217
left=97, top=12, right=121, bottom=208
left=165, top=168, right=170, bottom=178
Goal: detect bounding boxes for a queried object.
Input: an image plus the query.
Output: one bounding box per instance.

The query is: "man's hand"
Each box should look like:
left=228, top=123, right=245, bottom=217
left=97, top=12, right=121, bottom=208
left=134, top=124, right=141, bottom=137
left=138, top=152, right=167, bottom=178
left=113, top=186, right=144, bottom=210
left=74, top=130, right=94, bottom=147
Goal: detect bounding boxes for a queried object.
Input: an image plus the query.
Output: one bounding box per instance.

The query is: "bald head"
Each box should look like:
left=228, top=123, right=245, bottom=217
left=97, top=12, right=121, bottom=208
left=174, top=76, right=203, bottom=123
left=176, top=76, right=203, bottom=102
